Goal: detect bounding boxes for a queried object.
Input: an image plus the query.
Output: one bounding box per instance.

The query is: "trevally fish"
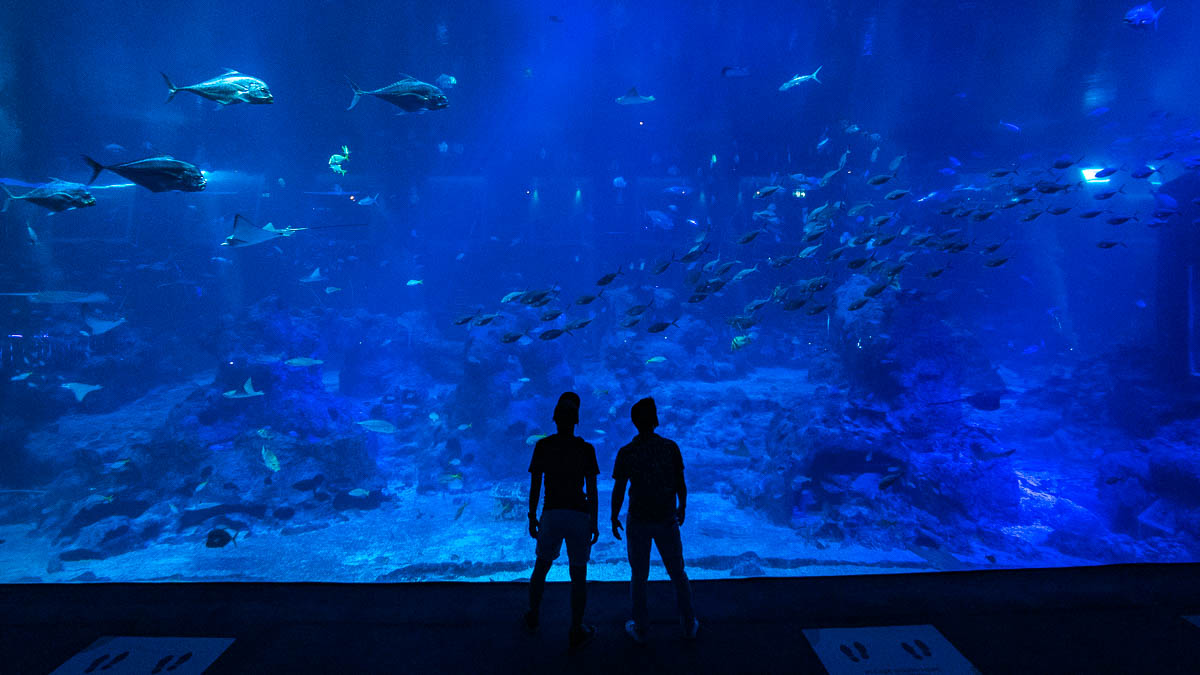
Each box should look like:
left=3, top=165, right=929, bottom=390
left=81, top=155, right=206, bottom=192
left=615, top=86, right=655, bottom=105
left=1, top=179, right=95, bottom=213
left=346, top=75, right=448, bottom=113
left=1123, top=3, right=1163, bottom=30
left=161, top=69, right=273, bottom=105
left=779, top=66, right=822, bottom=91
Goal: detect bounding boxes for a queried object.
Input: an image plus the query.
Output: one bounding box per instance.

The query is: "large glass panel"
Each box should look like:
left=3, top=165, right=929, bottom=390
left=2, top=1, right=1199, bottom=582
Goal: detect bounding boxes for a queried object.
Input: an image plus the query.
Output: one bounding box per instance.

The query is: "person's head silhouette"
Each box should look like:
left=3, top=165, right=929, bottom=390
left=631, top=397, right=658, bottom=434
left=553, top=391, right=580, bottom=432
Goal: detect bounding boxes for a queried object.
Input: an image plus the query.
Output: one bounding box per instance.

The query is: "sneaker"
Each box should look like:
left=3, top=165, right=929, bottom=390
left=624, top=619, right=647, bottom=644
left=523, top=609, right=538, bottom=633
left=684, top=618, right=700, bottom=640
left=569, top=624, right=596, bottom=650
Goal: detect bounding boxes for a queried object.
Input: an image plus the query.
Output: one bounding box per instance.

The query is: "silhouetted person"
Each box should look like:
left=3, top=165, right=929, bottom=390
left=525, top=392, right=600, bottom=649
left=611, top=397, right=698, bottom=643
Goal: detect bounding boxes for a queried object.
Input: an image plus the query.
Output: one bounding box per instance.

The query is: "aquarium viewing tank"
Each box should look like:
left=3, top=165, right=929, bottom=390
left=1, top=0, right=1199, bottom=584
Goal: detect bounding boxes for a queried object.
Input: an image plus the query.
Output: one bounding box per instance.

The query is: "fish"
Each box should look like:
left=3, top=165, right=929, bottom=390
left=83, top=314, right=127, bottom=336
left=1097, top=240, right=1126, bottom=249
left=285, top=357, right=324, bottom=367
left=1095, top=167, right=1120, bottom=178
left=596, top=269, right=622, bottom=286
left=1, top=179, right=96, bottom=213
left=888, top=154, right=907, bottom=172
left=62, top=382, right=102, bottom=402
left=221, top=214, right=306, bottom=248
left=526, top=434, right=548, bottom=446
left=984, top=257, right=1010, bottom=268
left=1124, top=2, right=1164, bottom=29
left=730, top=335, right=752, bottom=351
left=474, top=313, right=502, bottom=326
left=737, top=229, right=766, bottom=244
left=300, top=268, right=327, bottom=283
left=779, top=66, right=822, bottom=91
left=10, top=372, right=32, bottom=381
left=884, top=189, right=910, bottom=200
left=434, top=73, right=457, bottom=90
left=81, top=155, right=205, bottom=192
left=0, top=290, right=111, bottom=304
left=162, top=69, right=273, bottom=105
left=615, top=86, right=655, bottom=105
left=848, top=298, right=869, bottom=311
left=564, top=318, right=593, bottom=331
left=1081, top=209, right=1107, bottom=219
left=205, top=528, right=238, bottom=548
left=645, top=356, right=667, bottom=364
left=356, top=193, right=380, bottom=206
left=406, top=279, right=424, bottom=286
left=754, top=185, right=783, bottom=199
left=346, top=75, right=448, bottom=112
left=646, top=320, right=678, bottom=333
left=721, top=66, right=750, bottom=77
left=540, top=309, right=563, bottom=321
left=262, top=446, right=281, bottom=472
left=223, top=378, right=265, bottom=399
left=645, top=209, right=674, bottom=230
left=1106, top=215, right=1136, bottom=225
left=732, top=264, right=760, bottom=282
left=878, top=473, right=903, bottom=489
left=998, top=121, right=1021, bottom=132
left=539, top=328, right=569, bottom=340
left=867, top=174, right=894, bottom=186
left=1130, top=166, right=1159, bottom=179
left=500, top=331, right=527, bottom=344
left=349, top=488, right=371, bottom=498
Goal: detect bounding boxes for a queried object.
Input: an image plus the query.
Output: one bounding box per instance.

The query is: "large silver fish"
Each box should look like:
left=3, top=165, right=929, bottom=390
left=81, top=155, right=206, bottom=192
left=346, top=75, right=448, bottom=113
left=161, top=69, right=273, bottom=105
left=1, top=179, right=96, bottom=213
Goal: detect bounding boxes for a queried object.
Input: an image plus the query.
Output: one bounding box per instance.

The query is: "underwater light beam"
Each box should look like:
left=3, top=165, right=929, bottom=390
left=1080, top=168, right=1110, bottom=184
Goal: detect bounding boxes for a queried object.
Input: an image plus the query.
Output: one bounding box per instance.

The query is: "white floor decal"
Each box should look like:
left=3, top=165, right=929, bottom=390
left=803, top=624, right=979, bottom=674
left=51, top=636, right=235, bottom=675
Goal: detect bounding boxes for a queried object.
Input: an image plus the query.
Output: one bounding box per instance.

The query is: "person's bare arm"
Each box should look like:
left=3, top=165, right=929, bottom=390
left=611, top=476, right=628, bottom=540
left=675, top=447, right=688, bottom=525
left=528, top=473, right=542, bottom=538
left=586, top=474, right=599, bottom=543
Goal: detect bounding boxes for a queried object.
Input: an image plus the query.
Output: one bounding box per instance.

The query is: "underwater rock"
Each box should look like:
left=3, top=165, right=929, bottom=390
left=730, top=551, right=766, bottom=577
left=59, top=548, right=106, bottom=561
left=60, top=500, right=151, bottom=539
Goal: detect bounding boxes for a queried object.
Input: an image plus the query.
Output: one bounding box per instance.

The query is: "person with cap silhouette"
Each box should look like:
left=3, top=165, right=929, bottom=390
left=525, top=392, right=600, bottom=649
left=611, top=396, right=698, bottom=643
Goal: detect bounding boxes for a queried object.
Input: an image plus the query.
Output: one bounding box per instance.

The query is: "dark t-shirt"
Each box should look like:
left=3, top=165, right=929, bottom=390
left=613, top=433, right=684, bottom=523
left=528, top=433, right=599, bottom=514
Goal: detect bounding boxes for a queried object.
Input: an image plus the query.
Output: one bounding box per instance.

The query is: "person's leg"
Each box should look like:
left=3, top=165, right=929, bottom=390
left=563, top=511, right=593, bottom=630
left=626, top=519, right=652, bottom=628
left=528, top=556, right=553, bottom=619
left=529, top=511, right=565, bottom=627
left=653, top=521, right=695, bottom=626
left=568, top=563, right=588, bottom=628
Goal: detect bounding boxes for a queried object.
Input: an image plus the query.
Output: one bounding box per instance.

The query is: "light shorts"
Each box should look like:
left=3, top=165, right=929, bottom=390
left=535, top=509, right=592, bottom=564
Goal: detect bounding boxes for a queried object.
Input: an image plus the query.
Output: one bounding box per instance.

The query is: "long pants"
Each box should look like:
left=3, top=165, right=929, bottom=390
left=626, top=518, right=695, bottom=628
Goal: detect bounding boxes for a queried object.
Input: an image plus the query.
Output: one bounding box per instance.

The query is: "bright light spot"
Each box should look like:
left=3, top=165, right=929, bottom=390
left=638, top=121, right=644, bottom=126
left=1080, top=167, right=1110, bottom=184
left=710, top=154, right=717, bottom=167
left=793, top=190, right=804, bottom=198
left=574, top=188, right=582, bottom=203
left=525, top=190, right=531, bottom=195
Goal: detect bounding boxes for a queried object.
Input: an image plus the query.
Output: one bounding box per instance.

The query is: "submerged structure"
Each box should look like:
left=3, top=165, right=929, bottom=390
left=2, top=0, right=1200, bottom=584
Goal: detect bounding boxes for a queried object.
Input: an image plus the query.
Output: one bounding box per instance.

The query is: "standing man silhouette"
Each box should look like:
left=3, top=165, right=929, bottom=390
left=525, top=392, right=600, bottom=649
left=611, top=397, right=698, bottom=643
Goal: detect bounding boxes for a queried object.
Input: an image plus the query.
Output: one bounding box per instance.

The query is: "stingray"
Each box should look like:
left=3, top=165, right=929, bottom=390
left=62, top=382, right=102, bottom=402
left=928, top=389, right=1008, bottom=411
left=222, top=214, right=306, bottom=248
left=223, top=378, right=265, bottom=399
left=221, top=214, right=367, bottom=248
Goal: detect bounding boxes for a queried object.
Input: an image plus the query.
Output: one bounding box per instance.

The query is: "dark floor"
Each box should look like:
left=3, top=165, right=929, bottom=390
left=5, top=563, right=1200, bottom=674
